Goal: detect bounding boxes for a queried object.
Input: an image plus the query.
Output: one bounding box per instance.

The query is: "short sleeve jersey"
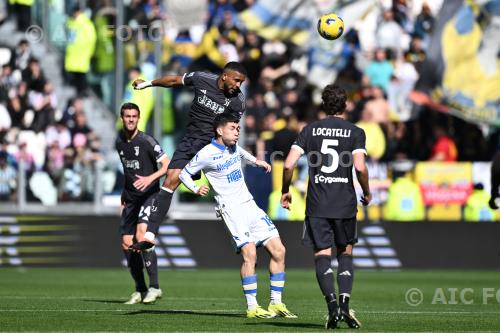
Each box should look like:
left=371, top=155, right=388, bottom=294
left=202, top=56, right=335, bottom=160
left=292, top=116, right=367, bottom=218
left=183, top=139, right=254, bottom=205
left=182, top=71, right=245, bottom=139
left=115, top=131, right=166, bottom=202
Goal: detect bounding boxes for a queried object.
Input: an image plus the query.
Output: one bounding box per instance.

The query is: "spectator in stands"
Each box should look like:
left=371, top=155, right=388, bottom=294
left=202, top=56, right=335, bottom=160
left=464, top=183, right=496, bottom=221
left=22, top=58, right=45, bottom=92
left=9, top=0, right=33, bottom=31
left=0, top=63, right=21, bottom=102
left=363, top=49, right=394, bottom=92
left=429, top=125, right=458, bottom=162
left=376, top=9, right=405, bottom=51
left=64, top=5, right=96, bottom=95
left=7, top=89, right=27, bottom=128
left=0, top=102, right=11, bottom=136
left=14, top=140, right=35, bottom=175
left=61, top=97, right=84, bottom=128
left=29, top=81, right=57, bottom=132
left=14, top=38, right=32, bottom=71
left=93, top=5, right=116, bottom=109
left=44, top=141, right=65, bottom=184
left=70, top=111, right=92, bottom=142
left=413, top=2, right=435, bottom=41
left=0, top=150, right=16, bottom=201
left=46, top=120, right=72, bottom=150
left=384, top=163, right=425, bottom=221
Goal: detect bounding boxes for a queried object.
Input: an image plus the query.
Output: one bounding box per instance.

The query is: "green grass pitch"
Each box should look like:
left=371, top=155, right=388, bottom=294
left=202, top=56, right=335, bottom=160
left=1, top=268, right=499, bottom=332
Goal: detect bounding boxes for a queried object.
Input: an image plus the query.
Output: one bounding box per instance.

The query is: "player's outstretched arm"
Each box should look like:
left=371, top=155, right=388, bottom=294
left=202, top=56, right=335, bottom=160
left=133, top=75, right=184, bottom=90
left=237, top=146, right=271, bottom=172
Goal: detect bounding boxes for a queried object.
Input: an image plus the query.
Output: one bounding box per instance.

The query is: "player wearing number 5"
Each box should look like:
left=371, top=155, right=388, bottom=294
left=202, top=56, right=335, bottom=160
left=281, top=85, right=371, bottom=329
left=116, top=103, right=170, bottom=304
left=179, top=113, right=297, bottom=319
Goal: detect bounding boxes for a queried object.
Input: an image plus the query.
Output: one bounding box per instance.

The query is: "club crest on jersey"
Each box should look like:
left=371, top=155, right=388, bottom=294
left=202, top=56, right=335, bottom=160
left=134, top=146, right=140, bottom=156
left=224, top=98, right=230, bottom=106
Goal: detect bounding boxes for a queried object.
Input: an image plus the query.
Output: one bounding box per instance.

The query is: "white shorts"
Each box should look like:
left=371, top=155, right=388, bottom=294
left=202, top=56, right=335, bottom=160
left=216, top=200, right=280, bottom=253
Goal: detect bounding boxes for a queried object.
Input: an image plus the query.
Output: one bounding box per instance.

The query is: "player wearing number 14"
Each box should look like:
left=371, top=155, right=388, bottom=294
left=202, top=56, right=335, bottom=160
left=281, top=85, right=371, bottom=329
left=116, top=103, right=170, bottom=304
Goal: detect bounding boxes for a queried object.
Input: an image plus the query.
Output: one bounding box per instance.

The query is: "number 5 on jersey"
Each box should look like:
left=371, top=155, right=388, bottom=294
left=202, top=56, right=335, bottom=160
left=320, top=139, right=339, bottom=174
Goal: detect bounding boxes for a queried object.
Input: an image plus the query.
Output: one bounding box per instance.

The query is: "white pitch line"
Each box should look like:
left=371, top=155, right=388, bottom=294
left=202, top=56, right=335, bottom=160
left=0, top=309, right=499, bottom=315
left=0, top=296, right=237, bottom=301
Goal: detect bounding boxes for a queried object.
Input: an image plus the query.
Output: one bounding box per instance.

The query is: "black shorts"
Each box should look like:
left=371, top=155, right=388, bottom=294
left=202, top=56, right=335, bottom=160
left=120, top=192, right=156, bottom=235
left=168, top=136, right=210, bottom=170
left=302, top=216, right=358, bottom=250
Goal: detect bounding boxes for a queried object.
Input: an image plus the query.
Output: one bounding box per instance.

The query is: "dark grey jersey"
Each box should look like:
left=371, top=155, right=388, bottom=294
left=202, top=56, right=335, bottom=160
left=182, top=71, right=245, bottom=139
left=115, top=131, right=166, bottom=202
left=292, top=116, right=366, bottom=219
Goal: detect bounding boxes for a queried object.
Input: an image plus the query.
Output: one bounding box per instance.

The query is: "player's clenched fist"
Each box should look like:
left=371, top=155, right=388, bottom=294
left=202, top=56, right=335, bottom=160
left=132, top=79, right=152, bottom=90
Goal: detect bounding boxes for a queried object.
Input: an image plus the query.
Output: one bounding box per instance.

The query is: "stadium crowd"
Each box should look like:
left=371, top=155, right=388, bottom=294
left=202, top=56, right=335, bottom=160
left=0, top=0, right=498, bottom=220
left=0, top=37, right=102, bottom=202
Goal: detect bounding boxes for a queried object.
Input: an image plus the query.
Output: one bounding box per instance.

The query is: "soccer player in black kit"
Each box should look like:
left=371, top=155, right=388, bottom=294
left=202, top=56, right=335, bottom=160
left=116, top=103, right=170, bottom=304
left=131, top=62, right=246, bottom=249
left=280, top=85, right=371, bottom=329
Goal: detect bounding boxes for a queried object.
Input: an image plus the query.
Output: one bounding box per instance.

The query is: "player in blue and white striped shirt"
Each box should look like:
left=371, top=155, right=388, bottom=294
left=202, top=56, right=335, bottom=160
left=179, top=113, right=297, bottom=319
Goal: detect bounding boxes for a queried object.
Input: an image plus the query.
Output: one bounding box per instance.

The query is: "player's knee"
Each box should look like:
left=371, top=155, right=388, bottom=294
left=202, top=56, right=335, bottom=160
left=273, top=244, right=286, bottom=261
left=242, top=247, right=257, bottom=265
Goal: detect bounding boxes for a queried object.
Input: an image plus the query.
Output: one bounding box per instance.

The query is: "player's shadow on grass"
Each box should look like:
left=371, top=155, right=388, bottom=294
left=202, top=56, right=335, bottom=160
left=246, top=322, right=324, bottom=330
left=84, top=299, right=131, bottom=304
left=123, top=309, right=243, bottom=318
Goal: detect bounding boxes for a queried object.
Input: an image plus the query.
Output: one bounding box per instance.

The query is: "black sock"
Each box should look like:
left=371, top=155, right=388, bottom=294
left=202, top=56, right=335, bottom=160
left=315, top=255, right=338, bottom=314
left=142, top=249, right=159, bottom=289
left=148, top=189, right=173, bottom=234
left=123, top=250, right=147, bottom=292
left=337, top=254, right=354, bottom=312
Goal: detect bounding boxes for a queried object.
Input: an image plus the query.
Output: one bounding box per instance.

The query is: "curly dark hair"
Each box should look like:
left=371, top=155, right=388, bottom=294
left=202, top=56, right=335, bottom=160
left=321, top=84, right=347, bottom=115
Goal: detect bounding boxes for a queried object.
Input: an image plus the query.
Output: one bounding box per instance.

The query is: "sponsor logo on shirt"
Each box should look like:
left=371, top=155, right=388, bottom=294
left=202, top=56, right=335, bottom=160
left=197, top=94, right=226, bottom=114
left=226, top=169, right=242, bottom=183
left=216, top=155, right=240, bottom=171
left=124, top=159, right=140, bottom=170
left=314, top=174, right=348, bottom=184
left=213, top=155, right=223, bottom=160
